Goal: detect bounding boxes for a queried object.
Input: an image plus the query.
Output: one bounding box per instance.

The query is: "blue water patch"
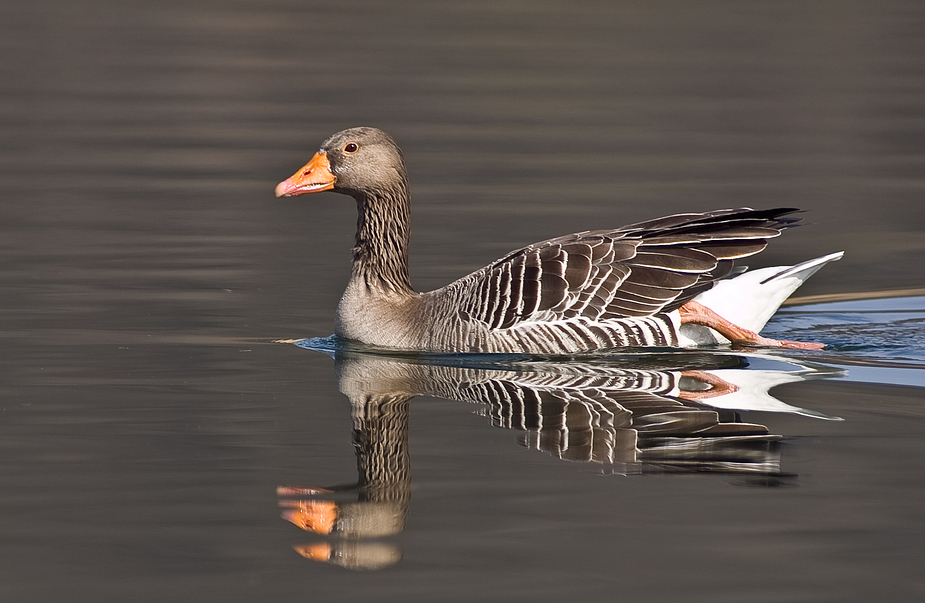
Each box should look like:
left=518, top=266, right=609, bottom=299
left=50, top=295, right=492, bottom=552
left=771, top=297, right=925, bottom=355
left=768, top=296, right=925, bottom=388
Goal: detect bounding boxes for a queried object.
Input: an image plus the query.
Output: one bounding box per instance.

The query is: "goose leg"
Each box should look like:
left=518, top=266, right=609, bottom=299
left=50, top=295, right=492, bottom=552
left=678, top=300, right=824, bottom=350
left=677, top=370, right=739, bottom=400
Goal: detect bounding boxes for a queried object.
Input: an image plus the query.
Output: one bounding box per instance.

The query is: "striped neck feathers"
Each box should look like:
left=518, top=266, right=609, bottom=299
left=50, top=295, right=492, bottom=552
left=351, top=180, right=414, bottom=295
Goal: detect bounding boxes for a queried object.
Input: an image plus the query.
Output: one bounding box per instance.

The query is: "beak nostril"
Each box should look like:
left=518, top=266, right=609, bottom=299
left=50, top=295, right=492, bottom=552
left=276, top=151, right=334, bottom=197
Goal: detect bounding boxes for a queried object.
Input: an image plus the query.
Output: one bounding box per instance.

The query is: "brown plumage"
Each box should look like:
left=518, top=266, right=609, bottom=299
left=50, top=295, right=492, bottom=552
left=276, top=127, right=830, bottom=353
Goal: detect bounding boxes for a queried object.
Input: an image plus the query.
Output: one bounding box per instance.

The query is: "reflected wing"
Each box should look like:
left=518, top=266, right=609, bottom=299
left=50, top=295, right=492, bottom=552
left=446, top=208, right=799, bottom=329
left=446, top=367, right=776, bottom=469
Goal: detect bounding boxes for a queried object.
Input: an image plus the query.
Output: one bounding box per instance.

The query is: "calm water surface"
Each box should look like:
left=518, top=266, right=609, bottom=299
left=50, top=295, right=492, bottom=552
left=3, top=1, right=925, bottom=601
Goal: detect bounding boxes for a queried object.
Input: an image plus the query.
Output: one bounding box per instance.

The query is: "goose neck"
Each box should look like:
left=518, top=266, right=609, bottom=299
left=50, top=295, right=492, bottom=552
left=351, top=184, right=414, bottom=295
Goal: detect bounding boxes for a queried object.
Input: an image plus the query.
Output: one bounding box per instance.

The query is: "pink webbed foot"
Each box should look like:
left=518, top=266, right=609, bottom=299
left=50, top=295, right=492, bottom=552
left=679, top=300, right=825, bottom=350
left=677, top=370, right=740, bottom=401
left=751, top=335, right=825, bottom=350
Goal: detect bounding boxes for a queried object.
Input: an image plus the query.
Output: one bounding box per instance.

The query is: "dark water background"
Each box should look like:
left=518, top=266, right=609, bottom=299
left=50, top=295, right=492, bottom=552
left=3, top=1, right=925, bottom=600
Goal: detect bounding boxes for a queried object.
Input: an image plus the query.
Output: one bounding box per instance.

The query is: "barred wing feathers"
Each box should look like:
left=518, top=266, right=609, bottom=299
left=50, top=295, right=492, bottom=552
left=447, top=208, right=799, bottom=331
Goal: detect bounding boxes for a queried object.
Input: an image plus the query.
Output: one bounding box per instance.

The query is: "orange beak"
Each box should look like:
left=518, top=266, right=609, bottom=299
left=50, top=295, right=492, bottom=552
left=294, top=542, right=333, bottom=563
left=275, top=152, right=336, bottom=197
left=280, top=500, right=338, bottom=534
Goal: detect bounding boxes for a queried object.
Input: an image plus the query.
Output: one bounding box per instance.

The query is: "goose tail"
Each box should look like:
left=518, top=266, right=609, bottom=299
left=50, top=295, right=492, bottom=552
left=681, top=251, right=844, bottom=344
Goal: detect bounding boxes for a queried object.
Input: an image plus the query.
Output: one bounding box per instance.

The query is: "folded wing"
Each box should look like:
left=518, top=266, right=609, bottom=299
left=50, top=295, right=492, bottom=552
left=448, top=207, right=800, bottom=330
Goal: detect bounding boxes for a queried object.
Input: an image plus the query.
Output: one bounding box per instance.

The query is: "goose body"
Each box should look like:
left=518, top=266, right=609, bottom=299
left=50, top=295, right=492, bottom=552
left=276, top=127, right=840, bottom=353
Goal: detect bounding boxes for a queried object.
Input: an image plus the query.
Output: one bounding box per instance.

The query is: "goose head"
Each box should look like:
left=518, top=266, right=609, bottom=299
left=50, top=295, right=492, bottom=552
left=275, top=127, right=408, bottom=201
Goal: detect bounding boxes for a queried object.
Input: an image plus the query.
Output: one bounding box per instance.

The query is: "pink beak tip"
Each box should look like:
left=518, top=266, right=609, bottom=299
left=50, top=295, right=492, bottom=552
left=274, top=180, right=292, bottom=198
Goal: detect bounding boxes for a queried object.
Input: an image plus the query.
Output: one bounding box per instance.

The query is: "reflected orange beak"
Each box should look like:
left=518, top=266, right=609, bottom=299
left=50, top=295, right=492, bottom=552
left=275, top=152, right=336, bottom=197
left=294, top=542, right=333, bottom=563
left=280, top=500, right=338, bottom=534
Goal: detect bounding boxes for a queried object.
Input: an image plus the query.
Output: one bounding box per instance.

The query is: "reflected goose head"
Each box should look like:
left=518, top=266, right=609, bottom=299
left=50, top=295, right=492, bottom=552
left=275, top=127, right=407, bottom=200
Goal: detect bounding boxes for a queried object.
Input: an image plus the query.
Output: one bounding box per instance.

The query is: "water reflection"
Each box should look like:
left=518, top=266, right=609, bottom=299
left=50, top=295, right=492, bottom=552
left=279, top=344, right=840, bottom=570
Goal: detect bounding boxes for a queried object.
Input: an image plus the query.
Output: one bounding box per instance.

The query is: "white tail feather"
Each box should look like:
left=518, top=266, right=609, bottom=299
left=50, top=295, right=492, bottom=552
left=680, top=251, right=844, bottom=345
left=693, top=368, right=843, bottom=419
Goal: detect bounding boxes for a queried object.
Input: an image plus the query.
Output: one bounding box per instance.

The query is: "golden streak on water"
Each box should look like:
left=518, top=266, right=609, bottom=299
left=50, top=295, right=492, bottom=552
left=784, top=288, right=925, bottom=306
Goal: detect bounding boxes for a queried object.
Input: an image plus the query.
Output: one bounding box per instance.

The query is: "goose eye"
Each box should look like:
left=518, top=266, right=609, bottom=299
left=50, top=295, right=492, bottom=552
left=343, top=143, right=358, bottom=154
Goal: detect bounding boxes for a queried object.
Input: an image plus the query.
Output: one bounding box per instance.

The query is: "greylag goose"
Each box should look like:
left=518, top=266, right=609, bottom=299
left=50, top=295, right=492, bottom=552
left=275, top=127, right=841, bottom=353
